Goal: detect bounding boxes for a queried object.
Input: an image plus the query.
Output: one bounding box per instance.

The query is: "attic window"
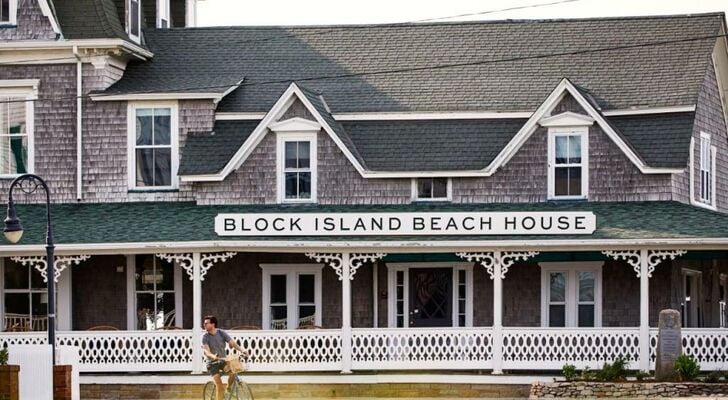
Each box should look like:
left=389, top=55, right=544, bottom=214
left=157, top=0, right=170, bottom=28
left=0, top=0, right=17, bottom=25
left=128, top=0, right=141, bottom=42
left=413, top=178, right=451, bottom=201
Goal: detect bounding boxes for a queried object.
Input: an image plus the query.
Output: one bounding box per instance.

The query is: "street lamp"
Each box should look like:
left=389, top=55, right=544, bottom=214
left=3, top=174, right=56, bottom=366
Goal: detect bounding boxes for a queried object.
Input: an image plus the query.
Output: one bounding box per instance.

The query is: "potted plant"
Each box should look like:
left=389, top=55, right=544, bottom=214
left=0, top=347, right=19, bottom=400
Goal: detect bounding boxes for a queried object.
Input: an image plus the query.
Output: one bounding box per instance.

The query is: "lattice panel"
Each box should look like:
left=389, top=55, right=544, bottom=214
left=55, top=331, right=193, bottom=372
left=681, top=330, right=728, bottom=370
left=502, top=328, right=641, bottom=369
left=0, top=332, right=47, bottom=348
left=227, top=329, right=342, bottom=371
left=351, top=328, right=493, bottom=370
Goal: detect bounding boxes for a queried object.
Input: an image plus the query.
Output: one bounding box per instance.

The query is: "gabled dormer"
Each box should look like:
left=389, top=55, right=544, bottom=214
left=117, top=0, right=197, bottom=41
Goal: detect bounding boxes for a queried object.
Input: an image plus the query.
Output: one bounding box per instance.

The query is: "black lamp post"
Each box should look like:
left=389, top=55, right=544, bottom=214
left=3, top=174, right=55, bottom=365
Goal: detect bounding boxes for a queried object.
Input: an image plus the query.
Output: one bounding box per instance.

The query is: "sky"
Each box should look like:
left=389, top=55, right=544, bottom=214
left=197, top=0, right=728, bottom=27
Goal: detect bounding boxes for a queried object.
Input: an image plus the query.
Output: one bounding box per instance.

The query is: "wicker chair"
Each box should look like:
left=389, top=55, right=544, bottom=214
left=230, top=325, right=261, bottom=330
left=86, top=325, right=120, bottom=331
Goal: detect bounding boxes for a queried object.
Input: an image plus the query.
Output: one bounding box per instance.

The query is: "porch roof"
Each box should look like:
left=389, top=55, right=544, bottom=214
left=2, top=201, right=727, bottom=248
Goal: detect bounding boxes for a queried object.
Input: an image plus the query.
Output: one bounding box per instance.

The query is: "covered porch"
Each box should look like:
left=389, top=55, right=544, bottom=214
left=0, top=201, right=727, bottom=374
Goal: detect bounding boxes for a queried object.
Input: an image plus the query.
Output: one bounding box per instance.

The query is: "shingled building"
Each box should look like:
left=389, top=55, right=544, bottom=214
left=0, top=0, right=727, bottom=381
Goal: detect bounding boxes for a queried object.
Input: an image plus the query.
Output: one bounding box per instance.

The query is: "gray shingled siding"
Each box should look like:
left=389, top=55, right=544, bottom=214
left=0, top=0, right=56, bottom=40
left=0, top=65, right=77, bottom=203
left=71, top=255, right=127, bottom=330
left=691, top=60, right=728, bottom=212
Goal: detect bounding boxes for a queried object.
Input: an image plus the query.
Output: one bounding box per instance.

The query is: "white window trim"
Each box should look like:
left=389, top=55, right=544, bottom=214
left=0, top=81, right=37, bottom=179
left=260, top=264, right=323, bottom=330
left=539, top=261, right=603, bottom=327
left=126, top=255, right=183, bottom=330
left=411, top=178, right=452, bottom=202
left=157, top=0, right=170, bottom=28
left=276, top=131, right=317, bottom=203
left=127, top=101, right=179, bottom=190
left=698, top=132, right=716, bottom=207
left=0, top=0, right=18, bottom=25
left=719, top=273, right=727, bottom=328
left=386, top=262, right=473, bottom=328
left=127, top=0, right=141, bottom=43
left=547, top=127, right=589, bottom=200
left=681, top=268, right=703, bottom=328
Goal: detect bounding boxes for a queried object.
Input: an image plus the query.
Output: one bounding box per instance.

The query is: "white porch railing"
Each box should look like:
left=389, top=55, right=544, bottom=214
left=649, top=328, right=728, bottom=371
left=1, top=328, right=726, bottom=373
left=351, top=327, right=493, bottom=370
left=502, top=328, right=641, bottom=370
left=227, top=329, right=342, bottom=371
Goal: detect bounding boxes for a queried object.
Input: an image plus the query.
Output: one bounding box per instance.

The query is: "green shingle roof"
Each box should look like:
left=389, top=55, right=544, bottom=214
left=1, top=201, right=726, bottom=247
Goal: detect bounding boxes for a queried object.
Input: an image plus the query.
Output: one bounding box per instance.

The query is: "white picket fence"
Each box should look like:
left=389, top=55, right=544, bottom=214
left=0, top=328, right=726, bottom=373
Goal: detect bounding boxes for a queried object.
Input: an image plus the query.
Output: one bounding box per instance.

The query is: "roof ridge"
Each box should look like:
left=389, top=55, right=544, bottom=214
left=144, top=12, right=726, bottom=32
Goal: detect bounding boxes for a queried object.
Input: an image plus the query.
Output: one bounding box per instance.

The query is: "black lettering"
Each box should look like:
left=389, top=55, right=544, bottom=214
left=540, top=216, right=553, bottom=230
left=290, top=217, right=302, bottom=231
left=413, top=217, right=425, bottom=231
left=505, top=217, right=517, bottom=230
left=522, top=216, right=535, bottom=230
left=240, top=218, right=251, bottom=231
left=389, top=217, right=401, bottom=231
left=339, top=217, right=350, bottom=231
left=480, top=217, right=492, bottom=230
left=372, top=217, right=383, bottom=231
left=575, top=216, right=586, bottom=230
left=224, top=218, right=236, bottom=232
left=255, top=218, right=269, bottom=231
left=354, top=218, right=366, bottom=231
left=431, top=217, right=442, bottom=230
left=557, top=216, right=570, bottom=230
left=445, top=217, right=458, bottom=230
left=462, top=217, right=475, bottom=230
left=323, top=217, right=335, bottom=231
left=272, top=218, right=285, bottom=231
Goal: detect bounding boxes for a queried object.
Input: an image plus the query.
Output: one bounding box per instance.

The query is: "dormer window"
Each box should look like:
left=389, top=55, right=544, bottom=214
left=128, top=0, right=141, bottom=42
left=541, top=112, right=593, bottom=200
left=699, top=132, right=715, bottom=206
left=157, top=0, right=170, bottom=28
left=413, top=178, right=451, bottom=201
left=271, top=117, right=321, bottom=204
left=0, top=0, right=17, bottom=25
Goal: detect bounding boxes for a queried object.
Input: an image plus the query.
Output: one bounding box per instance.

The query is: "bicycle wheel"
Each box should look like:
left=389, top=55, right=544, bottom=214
left=231, top=380, right=254, bottom=400
left=203, top=381, right=217, bottom=400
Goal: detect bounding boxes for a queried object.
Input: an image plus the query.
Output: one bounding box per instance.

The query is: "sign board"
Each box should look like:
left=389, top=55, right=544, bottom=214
left=215, top=212, right=596, bottom=236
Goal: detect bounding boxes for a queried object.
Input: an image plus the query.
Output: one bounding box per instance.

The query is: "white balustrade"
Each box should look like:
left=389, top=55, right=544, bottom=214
left=227, top=329, right=342, bottom=371
left=502, top=328, right=641, bottom=370
left=0, top=331, right=46, bottom=347
left=649, top=328, right=728, bottom=371
left=351, top=328, right=493, bottom=370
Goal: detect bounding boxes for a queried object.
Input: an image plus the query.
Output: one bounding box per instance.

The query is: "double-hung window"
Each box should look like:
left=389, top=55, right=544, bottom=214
left=0, top=0, right=17, bottom=25
left=157, top=0, right=170, bottom=28
left=2, top=258, right=47, bottom=331
left=0, top=81, right=36, bottom=177
left=128, top=0, right=141, bottom=42
left=699, top=132, right=715, bottom=205
left=128, top=102, right=178, bottom=190
left=260, top=264, right=322, bottom=330
left=277, top=132, right=317, bottom=203
left=413, top=178, right=450, bottom=201
left=548, top=128, right=588, bottom=199
left=540, top=262, right=602, bottom=327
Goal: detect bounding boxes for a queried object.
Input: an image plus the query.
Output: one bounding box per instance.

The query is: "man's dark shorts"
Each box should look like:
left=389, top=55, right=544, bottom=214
left=207, top=360, right=225, bottom=376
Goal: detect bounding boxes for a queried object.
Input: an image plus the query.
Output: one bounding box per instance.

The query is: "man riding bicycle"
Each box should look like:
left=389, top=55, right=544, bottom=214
left=202, top=315, right=248, bottom=400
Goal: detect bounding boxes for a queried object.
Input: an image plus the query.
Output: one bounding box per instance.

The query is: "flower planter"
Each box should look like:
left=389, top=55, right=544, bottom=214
left=530, top=381, right=728, bottom=398
left=0, top=365, right=19, bottom=400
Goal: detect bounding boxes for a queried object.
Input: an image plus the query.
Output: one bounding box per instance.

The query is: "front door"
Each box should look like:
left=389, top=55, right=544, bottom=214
left=408, top=268, right=452, bottom=327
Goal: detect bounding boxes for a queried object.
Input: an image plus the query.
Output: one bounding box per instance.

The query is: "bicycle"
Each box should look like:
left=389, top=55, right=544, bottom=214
left=203, top=355, right=254, bottom=400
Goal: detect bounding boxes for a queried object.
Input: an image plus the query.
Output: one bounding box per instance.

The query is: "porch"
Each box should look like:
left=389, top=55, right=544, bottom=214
left=1, top=327, right=726, bottom=373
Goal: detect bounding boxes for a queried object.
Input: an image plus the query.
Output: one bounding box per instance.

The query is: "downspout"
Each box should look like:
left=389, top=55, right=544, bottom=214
left=73, top=46, right=82, bottom=201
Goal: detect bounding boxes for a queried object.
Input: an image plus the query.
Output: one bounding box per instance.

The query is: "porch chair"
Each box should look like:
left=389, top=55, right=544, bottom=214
left=86, top=325, right=120, bottom=331
left=32, top=316, right=48, bottom=331
left=270, top=318, right=287, bottom=330
left=230, top=325, right=261, bottom=330
left=4, top=313, right=30, bottom=331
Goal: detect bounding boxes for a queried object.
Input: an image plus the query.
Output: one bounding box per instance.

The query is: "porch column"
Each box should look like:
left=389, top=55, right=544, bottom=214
left=158, top=252, right=237, bottom=374
left=458, top=251, right=538, bottom=375
left=603, top=249, right=686, bottom=371
left=307, top=252, right=386, bottom=374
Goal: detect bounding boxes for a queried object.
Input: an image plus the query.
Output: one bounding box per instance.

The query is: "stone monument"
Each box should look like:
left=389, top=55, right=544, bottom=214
left=655, top=309, right=682, bottom=381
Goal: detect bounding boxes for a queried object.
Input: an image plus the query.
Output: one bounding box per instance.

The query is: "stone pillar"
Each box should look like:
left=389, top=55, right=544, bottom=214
left=655, top=309, right=682, bottom=381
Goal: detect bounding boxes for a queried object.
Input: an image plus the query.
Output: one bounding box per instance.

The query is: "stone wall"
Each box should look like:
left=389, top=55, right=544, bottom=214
left=530, top=381, right=728, bottom=398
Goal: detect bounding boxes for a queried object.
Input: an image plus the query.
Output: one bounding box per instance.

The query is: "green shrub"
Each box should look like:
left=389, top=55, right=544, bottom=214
left=634, top=370, right=651, bottom=381
left=675, top=354, right=700, bottom=381
left=580, top=366, right=596, bottom=381
left=562, top=363, right=578, bottom=381
left=702, top=371, right=722, bottom=383
left=596, top=357, right=628, bottom=382
left=0, top=348, right=7, bottom=365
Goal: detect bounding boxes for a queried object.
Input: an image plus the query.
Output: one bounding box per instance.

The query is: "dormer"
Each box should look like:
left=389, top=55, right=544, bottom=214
left=0, top=0, right=17, bottom=26
left=122, top=0, right=198, bottom=37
